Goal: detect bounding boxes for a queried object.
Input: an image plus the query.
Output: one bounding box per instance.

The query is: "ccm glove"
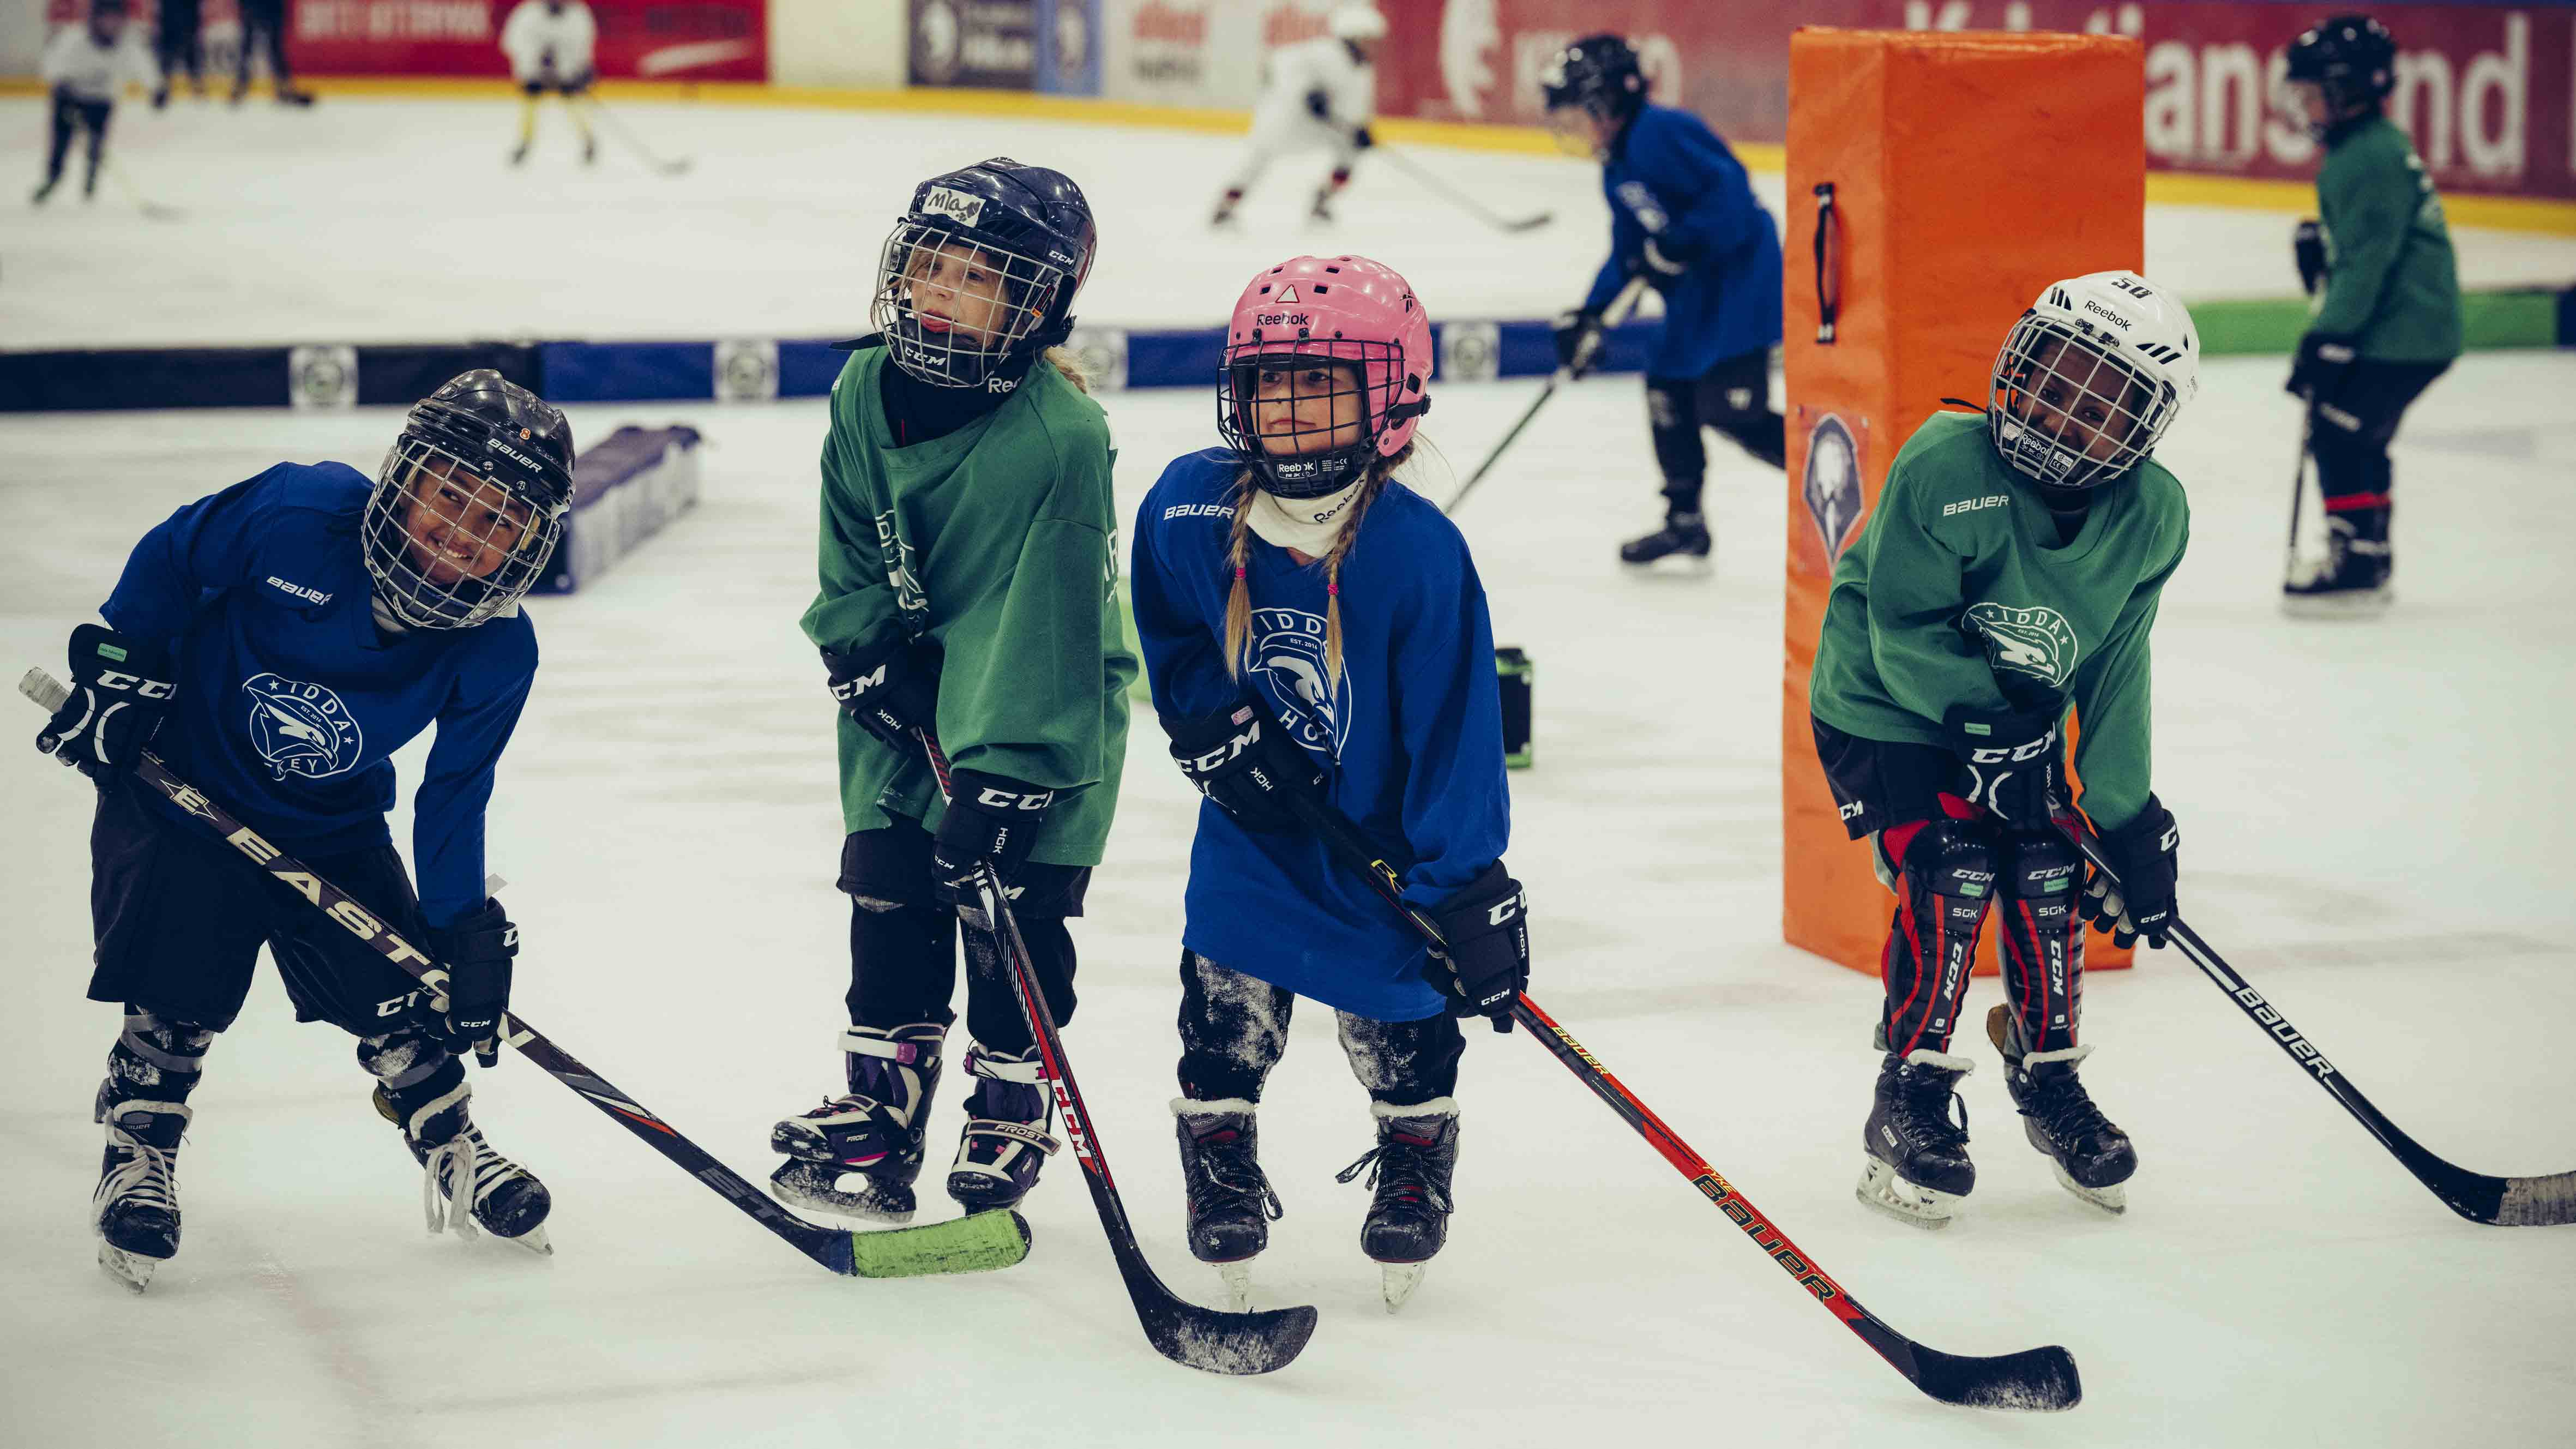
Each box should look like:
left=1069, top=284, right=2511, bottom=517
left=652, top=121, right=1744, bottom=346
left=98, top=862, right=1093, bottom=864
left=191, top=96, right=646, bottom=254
left=1552, top=308, right=1606, bottom=380
left=37, top=623, right=176, bottom=780
left=2292, top=219, right=2328, bottom=297
left=1430, top=863, right=1529, bottom=1032
left=1942, top=705, right=2062, bottom=830
left=1166, top=697, right=1326, bottom=834
left=931, top=770, right=1054, bottom=918
left=424, top=898, right=517, bottom=1067
left=822, top=635, right=941, bottom=754
left=2086, top=796, right=2178, bottom=949
left=2286, top=331, right=2356, bottom=401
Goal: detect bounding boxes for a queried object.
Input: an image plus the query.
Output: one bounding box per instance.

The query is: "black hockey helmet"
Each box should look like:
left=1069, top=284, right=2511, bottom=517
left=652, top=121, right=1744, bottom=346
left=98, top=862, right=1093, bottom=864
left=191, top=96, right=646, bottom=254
left=872, top=158, right=1098, bottom=392
left=2286, top=15, right=2397, bottom=135
left=1540, top=34, right=1646, bottom=121
left=364, top=370, right=574, bottom=629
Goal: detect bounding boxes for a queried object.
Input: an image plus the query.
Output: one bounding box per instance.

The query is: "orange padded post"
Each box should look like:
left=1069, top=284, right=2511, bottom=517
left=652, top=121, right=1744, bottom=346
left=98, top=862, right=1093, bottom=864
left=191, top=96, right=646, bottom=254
left=1782, top=28, right=2145, bottom=978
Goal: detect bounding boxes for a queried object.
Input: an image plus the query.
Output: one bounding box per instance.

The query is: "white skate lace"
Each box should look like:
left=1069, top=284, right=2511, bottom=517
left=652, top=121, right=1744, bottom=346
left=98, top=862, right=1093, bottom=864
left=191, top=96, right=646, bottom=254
left=423, top=1135, right=479, bottom=1240
left=95, top=1119, right=180, bottom=1226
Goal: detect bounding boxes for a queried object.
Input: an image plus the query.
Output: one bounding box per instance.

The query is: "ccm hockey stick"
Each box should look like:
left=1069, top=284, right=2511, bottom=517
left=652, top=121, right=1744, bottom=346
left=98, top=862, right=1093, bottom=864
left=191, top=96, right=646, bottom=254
left=2055, top=807, right=2576, bottom=1227
left=1447, top=275, right=1647, bottom=515
left=1374, top=145, right=1552, bottom=232
left=918, top=734, right=1317, bottom=1375
left=20, top=667, right=1030, bottom=1279
left=1291, top=793, right=2081, bottom=1411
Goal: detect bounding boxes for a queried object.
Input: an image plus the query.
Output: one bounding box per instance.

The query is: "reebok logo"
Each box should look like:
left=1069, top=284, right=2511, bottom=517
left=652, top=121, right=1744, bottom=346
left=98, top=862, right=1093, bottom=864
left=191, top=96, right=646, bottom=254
left=2082, top=298, right=2133, bottom=331
left=266, top=575, right=334, bottom=606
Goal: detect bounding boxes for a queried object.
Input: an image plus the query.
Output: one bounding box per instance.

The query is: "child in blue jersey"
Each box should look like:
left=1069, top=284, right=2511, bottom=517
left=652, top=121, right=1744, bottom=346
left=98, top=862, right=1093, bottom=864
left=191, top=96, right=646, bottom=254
left=33, top=370, right=574, bottom=1290
left=1130, top=254, right=1529, bottom=1311
left=1542, top=33, right=1786, bottom=569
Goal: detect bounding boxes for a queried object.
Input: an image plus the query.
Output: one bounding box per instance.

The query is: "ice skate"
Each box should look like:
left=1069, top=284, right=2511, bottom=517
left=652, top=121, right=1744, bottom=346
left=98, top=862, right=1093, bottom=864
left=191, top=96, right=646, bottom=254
left=770, top=1022, right=946, bottom=1223
left=1307, top=191, right=1335, bottom=224
left=946, top=1044, right=1059, bottom=1213
left=1175, top=1098, right=1283, bottom=1311
left=32, top=176, right=58, bottom=206
left=93, top=1095, right=189, bottom=1292
left=509, top=140, right=530, bottom=167
left=2282, top=520, right=2392, bottom=617
left=1620, top=510, right=1712, bottom=571
left=1990, top=1006, right=2135, bottom=1215
left=1336, top=1100, right=1459, bottom=1312
left=377, top=1077, right=553, bottom=1253
left=1857, top=1048, right=1975, bottom=1230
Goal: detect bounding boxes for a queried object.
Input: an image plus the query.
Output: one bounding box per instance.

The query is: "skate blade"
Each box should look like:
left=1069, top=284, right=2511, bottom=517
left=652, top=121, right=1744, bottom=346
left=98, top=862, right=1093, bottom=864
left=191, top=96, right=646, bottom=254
left=769, top=1164, right=918, bottom=1225
left=1379, top=1262, right=1427, bottom=1313
left=2048, top=1161, right=2128, bottom=1216
left=496, top=1223, right=555, bottom=1256
left=98, top=1241, right=161, bottom=1293
left=2280, top=588, right=2392, bottom=620
left=1217, top=1260, right=1254, bottom=1313
left=1856, top=1156, right=1963, bottom=1230
left=1622, top=554, right=1714, bottom=576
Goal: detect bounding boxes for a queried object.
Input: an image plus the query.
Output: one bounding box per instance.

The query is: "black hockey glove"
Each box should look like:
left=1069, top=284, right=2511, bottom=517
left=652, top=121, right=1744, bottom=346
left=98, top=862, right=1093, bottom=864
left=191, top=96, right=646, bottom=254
left=1430, top=864, right=1528, bottom=1033
left=2085, top=796, right=2178, bottom=950
left=822, top=634, right=941, bottom=754
left=931, top=769, right=1054, bottom=920
left=1351, top=125, right=1375, bottom=149
left=2286, top=331, right=2356, bottom=401
left=1552, top=308, right=1605, bottom=379
left=424, top=898, right=517, bottom=1067
left=36, top=623, right=176, bottom=781
left=1304, top=88, right=1332, bottom=121
left=2292, top=219, right=2328, bottom=297
left=1165, top=697, right=1326, bottom=834
left=1943, top=705, right=2062, bottom=830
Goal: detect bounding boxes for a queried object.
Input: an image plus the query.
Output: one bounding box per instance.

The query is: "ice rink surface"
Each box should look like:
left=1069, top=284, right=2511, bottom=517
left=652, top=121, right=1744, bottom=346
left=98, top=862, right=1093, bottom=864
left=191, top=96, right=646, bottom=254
left=5, top=93, right=2576, bottom=1449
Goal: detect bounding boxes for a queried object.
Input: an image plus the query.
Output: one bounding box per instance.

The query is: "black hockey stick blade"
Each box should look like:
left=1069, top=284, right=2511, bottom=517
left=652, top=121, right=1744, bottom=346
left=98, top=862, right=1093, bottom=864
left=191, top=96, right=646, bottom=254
left=1500, top=210, right=1555, bottom=232
left=1879, top=1334, right=2084, bottom=1413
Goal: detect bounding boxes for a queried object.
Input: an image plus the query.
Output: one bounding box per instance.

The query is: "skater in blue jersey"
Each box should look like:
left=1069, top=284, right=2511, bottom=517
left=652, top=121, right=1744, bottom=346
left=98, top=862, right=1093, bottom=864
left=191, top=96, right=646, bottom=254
left=34, top=371, right=574, bottom=1289
left=1129, top=254, right=1528, bottom=1312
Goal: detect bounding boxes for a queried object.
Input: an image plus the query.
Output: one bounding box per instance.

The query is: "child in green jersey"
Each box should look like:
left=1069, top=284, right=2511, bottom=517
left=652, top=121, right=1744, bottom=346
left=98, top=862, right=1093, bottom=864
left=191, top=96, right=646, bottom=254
left=1808, top=269, right=2198, bottom=1230
left=767, top=159, right=1137, bottom=1225
left=2282, top=14, right=2461, bottom=615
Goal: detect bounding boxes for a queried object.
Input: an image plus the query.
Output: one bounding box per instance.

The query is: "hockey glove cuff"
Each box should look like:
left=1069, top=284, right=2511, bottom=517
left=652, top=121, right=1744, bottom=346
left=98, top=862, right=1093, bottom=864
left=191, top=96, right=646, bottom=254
left=1430, top=863, right=1528, bottom=1033
left=931, top=770, right=1055, bottom=921
left=823, top=634, right=942, bottom=754
left=1942, top=705, right=2062, bottom=830
left=1552, top=308, right=1605, bottom=380
left=2292, top=219, right=2328, bottom=298
left=2286, top=332, right=2357, bottom=401
left=37, top=623, right=176, bottom=781
left=425, top=898, right=517, bottom=1067
left=2085, top=796, right=2178, bottom=949
left=1165, top=697, right=1326, bottom=835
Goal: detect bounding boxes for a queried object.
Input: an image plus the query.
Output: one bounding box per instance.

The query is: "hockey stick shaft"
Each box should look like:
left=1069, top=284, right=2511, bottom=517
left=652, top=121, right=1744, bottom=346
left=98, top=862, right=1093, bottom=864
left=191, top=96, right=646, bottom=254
left=2282, top=414, right=2311, bottom=587
left=1287, top=795, right=2079, bottom=1409
left=1447, top=276, right=1647, bottom=515
left=576, top=93, right=689, bottom=173
left=1373, top=145, right=1551, bottom=231
left=19, top=668, right=1028, bottom=1277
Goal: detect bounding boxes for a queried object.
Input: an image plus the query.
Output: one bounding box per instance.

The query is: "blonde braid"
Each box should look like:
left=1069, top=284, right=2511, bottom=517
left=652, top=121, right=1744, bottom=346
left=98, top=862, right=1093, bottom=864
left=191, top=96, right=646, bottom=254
left=1220, top=467, right=1260, bottom=680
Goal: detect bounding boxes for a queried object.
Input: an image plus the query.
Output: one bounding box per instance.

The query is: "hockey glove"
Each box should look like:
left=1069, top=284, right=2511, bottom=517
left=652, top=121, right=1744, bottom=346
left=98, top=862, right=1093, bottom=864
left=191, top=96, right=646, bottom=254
left=1431, top=864, right=1528, bottom=1032
left=1351, top=125, right=1375, bottom=150
left=2292, top=219, right=2328, bottom=298
left=1552, top=308, right=1605, bottom=380
left=2085, top=796, right=2178, bottom=949
left=1641, top=236, right=1696, bottom=279
left=1166, top=697, right=1326, bottom=834
left=931, top=770, right=1054, bottom=921
left=822, top=634, right=941, bottom=754
left=36, top=623, right=176, bottom=781
left=1942, top=705, right=2061, bottom=830
left=2286, top=331, right=2356, bottom=401
left=1304, top=88, right=1332, bottom=121
left=424, top=899, right=517, bottom=1067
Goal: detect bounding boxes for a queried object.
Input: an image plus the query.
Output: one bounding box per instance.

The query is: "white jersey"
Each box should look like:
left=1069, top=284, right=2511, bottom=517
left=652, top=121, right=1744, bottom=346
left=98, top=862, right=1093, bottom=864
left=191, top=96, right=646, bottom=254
left=499, top=0, right=598, bottom=85
left=41, top=25, right=158, bottom=104
left=1253, top=35, right=1375, bottom=137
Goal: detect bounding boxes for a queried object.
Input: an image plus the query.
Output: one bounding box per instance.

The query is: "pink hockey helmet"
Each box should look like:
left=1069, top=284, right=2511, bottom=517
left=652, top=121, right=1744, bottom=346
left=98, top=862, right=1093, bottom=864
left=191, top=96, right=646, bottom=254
left=1217, top=255, right=1434, bottom=498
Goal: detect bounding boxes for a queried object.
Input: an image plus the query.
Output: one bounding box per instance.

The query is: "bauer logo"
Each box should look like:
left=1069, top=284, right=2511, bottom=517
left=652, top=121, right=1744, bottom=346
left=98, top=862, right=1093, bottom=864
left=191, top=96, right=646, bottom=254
left=1245, top=606, right=1350, bottom=759
left=920, top=185, right=986, bottom=228
left=242, top=673, right=364, bottom=781
left=1963, top=603, right=2081, bottom=689
left=1801, top=414, right=1863, bottom=563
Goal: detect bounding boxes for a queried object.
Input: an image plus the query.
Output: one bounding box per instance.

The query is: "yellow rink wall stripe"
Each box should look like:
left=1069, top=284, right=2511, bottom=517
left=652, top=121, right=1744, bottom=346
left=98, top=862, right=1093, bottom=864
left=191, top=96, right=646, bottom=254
left=5, top=72, right=2569, bottom=235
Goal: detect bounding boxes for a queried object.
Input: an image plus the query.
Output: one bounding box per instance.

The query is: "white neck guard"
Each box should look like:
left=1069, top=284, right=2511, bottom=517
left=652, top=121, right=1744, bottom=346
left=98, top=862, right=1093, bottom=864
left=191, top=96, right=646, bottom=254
left=1244, top=478, right=1365, bottom=555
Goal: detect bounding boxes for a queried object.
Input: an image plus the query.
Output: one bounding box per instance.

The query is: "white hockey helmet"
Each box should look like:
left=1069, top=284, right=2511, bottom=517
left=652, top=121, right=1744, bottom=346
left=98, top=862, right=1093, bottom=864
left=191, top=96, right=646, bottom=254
left=1988, top=269, right=2198, bottom=492
left=1329, top=5, right=1388, bottom=42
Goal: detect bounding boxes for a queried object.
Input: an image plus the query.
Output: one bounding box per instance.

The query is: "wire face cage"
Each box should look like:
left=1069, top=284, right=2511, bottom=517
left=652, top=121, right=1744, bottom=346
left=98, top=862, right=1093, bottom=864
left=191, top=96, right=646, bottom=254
left=1987, top=313, right=2179, bottom=492
left=1217, top=338, right=1404, bottom=500
left=872, top=220, right=1067, bottom=389
left=364, top=438, right=564, bottom=629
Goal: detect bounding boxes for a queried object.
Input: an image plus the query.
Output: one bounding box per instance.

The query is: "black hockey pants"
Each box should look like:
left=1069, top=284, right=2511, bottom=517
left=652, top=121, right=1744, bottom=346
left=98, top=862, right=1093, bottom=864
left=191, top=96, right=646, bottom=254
left=1647, top=347, right=1786, bottom=514
left=836, top=818, right=1087, bottom=1057
left=44, top=91, right=111, bottom=194
left=2308, top=358, right=2449, bottom=549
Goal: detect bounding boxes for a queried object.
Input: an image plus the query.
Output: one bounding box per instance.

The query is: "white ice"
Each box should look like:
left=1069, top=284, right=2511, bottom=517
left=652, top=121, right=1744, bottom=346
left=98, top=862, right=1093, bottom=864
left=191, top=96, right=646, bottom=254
left=5, top=95, right=2576, bottom=1449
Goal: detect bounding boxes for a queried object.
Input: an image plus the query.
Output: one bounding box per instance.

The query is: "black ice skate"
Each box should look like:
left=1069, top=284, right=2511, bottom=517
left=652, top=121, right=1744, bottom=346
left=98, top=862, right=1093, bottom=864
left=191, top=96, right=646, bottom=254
left=93, top=1092, right=189, bottom=1292
left=32, top=176, right=58, bottom=206
left=770, top=1021, right=946, bottom=1223
left=377, top=1077, right=553, bottom=1253
left=1989, top=1005, right=2135, bottom=1215
left=2283, top=517, right=2391, bottom=617
left=946, top=1044, right=1060, bottom=1213
left=1857, top=1048, right=1976, bottom=1230
left=1620, top=510, right=1712, bottom=569
left=1335, top=1100, right=1459, bottom=1312
left=509, top=140, right=530, bottom=166
left=1175, top=1098, right=1284, bottom=1312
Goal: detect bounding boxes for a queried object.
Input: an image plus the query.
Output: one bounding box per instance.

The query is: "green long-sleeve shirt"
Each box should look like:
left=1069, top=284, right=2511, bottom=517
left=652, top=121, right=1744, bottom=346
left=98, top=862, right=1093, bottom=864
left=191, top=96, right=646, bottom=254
left=800, top=346, right=1136, bottom=864
left=1808, top=412, right=2188, bottom=832
left=2313, top=116, right=2463, bottom=363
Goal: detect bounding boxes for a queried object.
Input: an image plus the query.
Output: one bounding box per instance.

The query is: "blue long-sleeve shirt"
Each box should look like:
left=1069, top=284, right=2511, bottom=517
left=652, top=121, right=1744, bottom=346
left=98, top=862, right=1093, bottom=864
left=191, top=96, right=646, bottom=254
left=1582, top=102, right=1784, bottom=376
left=1130, top=449, right=1510, bottom=1021
left=99, top=462, right=537, bottom=927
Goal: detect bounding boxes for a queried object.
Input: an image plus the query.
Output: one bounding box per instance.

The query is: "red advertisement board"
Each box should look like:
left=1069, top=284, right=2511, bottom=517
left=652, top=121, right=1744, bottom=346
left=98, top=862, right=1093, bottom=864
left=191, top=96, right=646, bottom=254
left=284, top=0, right=765, bottom=80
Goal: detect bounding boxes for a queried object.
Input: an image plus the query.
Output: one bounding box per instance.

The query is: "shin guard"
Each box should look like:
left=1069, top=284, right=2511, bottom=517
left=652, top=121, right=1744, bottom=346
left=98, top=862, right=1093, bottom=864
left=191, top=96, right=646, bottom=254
left=1994, top=826, right=2085, bottom=1056
left=1876, top=819, right=1997, bottom=1057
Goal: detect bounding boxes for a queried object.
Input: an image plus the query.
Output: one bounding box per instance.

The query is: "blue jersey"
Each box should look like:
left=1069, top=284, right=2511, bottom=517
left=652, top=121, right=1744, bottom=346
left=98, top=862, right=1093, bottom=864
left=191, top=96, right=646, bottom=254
left=99, top=462, right=538, bottom=928
left=1582, top=102, right=1784, bottom=377
left=1130, top=449, right=1510, bottom=1021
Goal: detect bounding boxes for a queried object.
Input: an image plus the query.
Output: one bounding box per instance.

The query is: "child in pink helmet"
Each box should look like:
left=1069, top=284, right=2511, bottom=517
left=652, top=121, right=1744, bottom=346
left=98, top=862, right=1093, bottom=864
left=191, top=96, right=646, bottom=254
left=1129, top=254, right=1526, bottom=1312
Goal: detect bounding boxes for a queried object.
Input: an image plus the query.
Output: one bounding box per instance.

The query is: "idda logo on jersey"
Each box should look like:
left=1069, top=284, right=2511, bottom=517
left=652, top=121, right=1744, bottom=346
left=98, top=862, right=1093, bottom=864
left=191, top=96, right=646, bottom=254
left=1963, top=604, right=2081, bottom=689
left=243, top=674, right=363, bottom=780
left=1245, top=606, right=1350, bottom=759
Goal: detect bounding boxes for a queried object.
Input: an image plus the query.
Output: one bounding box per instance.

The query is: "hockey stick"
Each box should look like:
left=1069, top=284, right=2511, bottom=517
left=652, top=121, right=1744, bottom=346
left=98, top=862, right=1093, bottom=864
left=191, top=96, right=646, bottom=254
left=917, top=734, right=1317, bottom=1375
left=19, top=667, right=1030, bottom=1279
left=1446, top=276, right=1648, bottom=515
left=1372, top=146, right=1551, bottom=232
left=2054, top=807, right=2576, bottom=1227
left=103, top=160, right=184, bottom=221
left=1287, top=796, right=2080, bottom=1411
left=2280, top=414, right=2313, bottom=590
left=576, top=94, right=693, bottom=176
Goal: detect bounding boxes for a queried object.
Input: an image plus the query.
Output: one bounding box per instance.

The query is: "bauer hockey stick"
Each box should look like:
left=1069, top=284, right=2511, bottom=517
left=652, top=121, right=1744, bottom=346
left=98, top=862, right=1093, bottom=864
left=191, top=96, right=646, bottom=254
left=1447, top=275, right=1647, bottom=515
left=1373, top=146, right=1552, bottom=232
left=19, top=667, right=1031, bottom=1279
left=1289, top=793, right=2081, bottom=1411
left=918, top=734, right=1318, bottom=1376
left=2054, top=805, right=2576, bottom=1227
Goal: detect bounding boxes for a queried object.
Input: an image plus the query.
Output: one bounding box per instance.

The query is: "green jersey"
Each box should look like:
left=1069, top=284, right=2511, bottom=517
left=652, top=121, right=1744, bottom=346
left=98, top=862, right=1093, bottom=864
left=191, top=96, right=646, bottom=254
left=801, top=346, right=1137, bottom=864
left=1808, top=412, right=2188, bottom=832
left=2313, top=116, right=2463, bottom=363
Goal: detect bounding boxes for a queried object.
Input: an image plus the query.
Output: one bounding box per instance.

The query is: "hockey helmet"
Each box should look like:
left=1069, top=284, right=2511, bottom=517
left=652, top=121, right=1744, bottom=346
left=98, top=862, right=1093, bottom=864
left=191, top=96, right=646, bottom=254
left=365, top=370, right=573, bottom=629
left=874, top=158, right=1098, bottom=391
left=1988, top=271, right=2199, bottom=494
left=1218, top=255, right=1433, bottom=500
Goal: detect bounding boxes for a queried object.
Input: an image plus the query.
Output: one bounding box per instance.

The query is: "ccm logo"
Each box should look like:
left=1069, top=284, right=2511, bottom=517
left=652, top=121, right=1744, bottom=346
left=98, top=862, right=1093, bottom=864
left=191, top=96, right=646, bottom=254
left=1969, top=735, right=2055, bottom=764
left=1487, top=892, right=1524, bottom=927
left=830, top=663, right=888, bottom=701
left=974, top=787, right=1053, bottom=811
left=98, top=671, right=174, bottom=700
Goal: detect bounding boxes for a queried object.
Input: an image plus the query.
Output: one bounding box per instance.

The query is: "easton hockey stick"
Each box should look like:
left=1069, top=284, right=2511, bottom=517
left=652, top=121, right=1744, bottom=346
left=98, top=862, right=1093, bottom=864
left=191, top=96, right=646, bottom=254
left=1291, top=794, right=2081, bottom=1411
left=1373, top=146, right=1552, bottom=232
left=20, top=667, right=1030, bottom=1279
left=918, top=735, right=1317, bottom=1375
left=2055, top=807, right=2576, bottom=1227
left=1447, top=276, right=1647, bottom=515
